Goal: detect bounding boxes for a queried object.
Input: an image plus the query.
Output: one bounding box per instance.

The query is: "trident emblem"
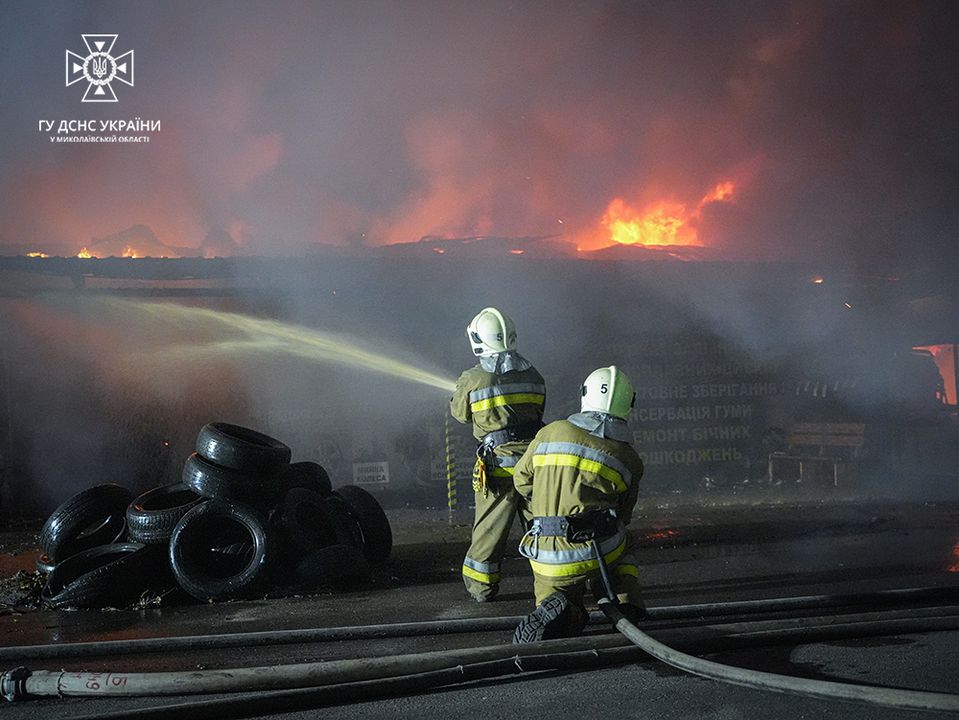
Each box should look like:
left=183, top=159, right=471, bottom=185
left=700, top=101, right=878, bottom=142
left=91, top=56, right=109, bottom=79
left=65, top=34, right=134, bottom=103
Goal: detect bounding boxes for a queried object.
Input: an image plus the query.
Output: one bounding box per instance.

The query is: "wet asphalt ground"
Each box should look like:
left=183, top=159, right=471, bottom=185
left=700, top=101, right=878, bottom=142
left=1, top=496, right=959, bottom=719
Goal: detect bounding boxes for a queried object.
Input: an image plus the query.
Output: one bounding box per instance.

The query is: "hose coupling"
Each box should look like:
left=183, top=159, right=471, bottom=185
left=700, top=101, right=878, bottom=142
left=1, top=666, right=32, bottom=702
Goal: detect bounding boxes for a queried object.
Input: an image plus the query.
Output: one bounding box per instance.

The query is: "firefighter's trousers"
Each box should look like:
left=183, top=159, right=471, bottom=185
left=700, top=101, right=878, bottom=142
left=462, top=475, right=531, bottom=600
left=531, top=542, right=643, bottom=611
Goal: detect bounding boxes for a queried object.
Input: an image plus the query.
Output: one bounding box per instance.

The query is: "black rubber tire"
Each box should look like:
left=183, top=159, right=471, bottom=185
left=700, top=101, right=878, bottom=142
left=294, top=544, right=371, bottom=590
left=182, top=452, right=283, bottom=503
left=126, top=484, right=205, bottom=544
left=42, top=543, right=166, bottom=609
left=271, top=489, right=361, bottom=555
left=281, top=462, right=333, bottom=496
left=169, top=501, right=272, bottom=602
left=35, top=554, right=55, bottom=575
left=195, top=422, right=291, bottom=474
left=333, top=485, right=393, bottom=563
left=39, top=485, right=133, bottom=563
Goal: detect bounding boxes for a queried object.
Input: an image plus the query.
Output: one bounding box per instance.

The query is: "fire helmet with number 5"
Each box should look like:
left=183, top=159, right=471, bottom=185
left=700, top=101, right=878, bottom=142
left=466, top=307, right=517, bottom=357
left=581, top=365, right=635, bottom=419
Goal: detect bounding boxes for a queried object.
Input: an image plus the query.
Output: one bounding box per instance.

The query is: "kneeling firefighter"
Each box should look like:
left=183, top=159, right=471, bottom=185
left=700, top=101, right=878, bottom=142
left=512, top=365, right=645, bottom=642
left=450, top=307, right=546, bottom=602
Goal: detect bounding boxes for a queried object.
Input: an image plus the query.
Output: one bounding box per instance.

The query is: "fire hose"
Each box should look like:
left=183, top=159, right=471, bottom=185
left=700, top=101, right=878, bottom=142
left=4, top=505, right=959, bottom=718
left=3, top=609, right=959, bottom=719
left=602, top=600, right=959, bottom=713
left=1, top=584, right=957, bottom=662
left=4, top=603, right=959, bottom=716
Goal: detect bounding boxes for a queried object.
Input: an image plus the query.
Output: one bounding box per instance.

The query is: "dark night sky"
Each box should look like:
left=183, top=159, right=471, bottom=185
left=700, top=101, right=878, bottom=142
left=1, top=1, right=958, bottom=273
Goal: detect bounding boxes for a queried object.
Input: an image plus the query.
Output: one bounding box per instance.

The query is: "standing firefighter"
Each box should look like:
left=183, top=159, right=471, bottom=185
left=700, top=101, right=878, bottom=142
left=451, top=307, right=546, bottom=602
left=512, top=365, right=645, bottom=642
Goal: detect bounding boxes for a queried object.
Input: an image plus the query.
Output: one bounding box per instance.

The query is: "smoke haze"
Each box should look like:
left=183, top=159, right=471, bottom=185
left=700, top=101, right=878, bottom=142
left=1, top=2, right=958, bottom=513
left=1, top=1, right=957, bottom=271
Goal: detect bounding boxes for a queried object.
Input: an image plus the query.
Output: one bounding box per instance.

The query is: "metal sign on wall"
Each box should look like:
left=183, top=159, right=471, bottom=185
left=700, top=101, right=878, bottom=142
left=353, top=461, right=390, bottom=485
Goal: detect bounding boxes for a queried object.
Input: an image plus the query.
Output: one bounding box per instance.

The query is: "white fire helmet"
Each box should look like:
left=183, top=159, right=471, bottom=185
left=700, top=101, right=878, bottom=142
left=466, top=307, right=517, bottom=357
left=581, top=365, right=635, bottom=419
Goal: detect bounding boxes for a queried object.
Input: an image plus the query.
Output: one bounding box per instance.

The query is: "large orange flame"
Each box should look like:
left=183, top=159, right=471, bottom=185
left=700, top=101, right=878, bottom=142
left=603, top=198, right=700, bottom=247
left=599, top=180, right=736, bottom=248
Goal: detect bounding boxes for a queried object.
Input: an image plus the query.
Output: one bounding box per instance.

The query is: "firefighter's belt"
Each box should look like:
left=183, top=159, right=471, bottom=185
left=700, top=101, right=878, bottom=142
left=479, top=421, right=543, bottom=451
left=531, top=509, right=619, bottom=543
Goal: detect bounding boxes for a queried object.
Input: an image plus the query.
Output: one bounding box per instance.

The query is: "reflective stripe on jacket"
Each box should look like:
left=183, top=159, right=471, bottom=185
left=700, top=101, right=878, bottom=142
left=450, top=365, right=546, bottom=440
left=450, top=363, right=546, bottom=441
left=530, top=440, right=633, bottom=493
left=468, top=382, right=547, bottom=414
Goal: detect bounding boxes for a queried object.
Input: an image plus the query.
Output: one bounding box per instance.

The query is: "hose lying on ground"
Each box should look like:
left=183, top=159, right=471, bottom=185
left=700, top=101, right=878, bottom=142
left=3, top=584, right=957, bottom=662
left=600, top=599, right=959, bottom=714
left=9, top=648, right=663, bottom=720
left=5, top=606, right=959, bottom=714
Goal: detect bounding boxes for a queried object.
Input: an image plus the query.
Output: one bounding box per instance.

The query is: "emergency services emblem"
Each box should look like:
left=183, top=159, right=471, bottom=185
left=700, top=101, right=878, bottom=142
left=65, top=34, right=134, bottom=103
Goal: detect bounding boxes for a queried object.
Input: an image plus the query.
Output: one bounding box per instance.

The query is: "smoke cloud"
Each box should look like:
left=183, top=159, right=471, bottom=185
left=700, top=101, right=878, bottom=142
left=1, top=2, right=958, bottom=513
left=1, top=1, right=957, bottom=270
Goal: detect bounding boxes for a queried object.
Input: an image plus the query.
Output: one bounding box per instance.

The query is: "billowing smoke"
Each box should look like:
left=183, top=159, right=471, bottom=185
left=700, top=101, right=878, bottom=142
left=1, top=2, right=958, bottom=513
left=1, top=2, right=957, bottom=270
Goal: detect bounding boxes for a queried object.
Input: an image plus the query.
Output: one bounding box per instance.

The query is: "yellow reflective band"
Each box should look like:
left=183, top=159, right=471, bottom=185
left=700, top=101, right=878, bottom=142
left=531, top=453, right=626, bottom=493
left=469, top=393, right=545, bottom=413
left=462, top=565, right=501, bottom=584
left=527, top=539, right=626, bottom=578
left=614, top=563, right=639, bottom=577
left=488, top=466, right=514, bottom=478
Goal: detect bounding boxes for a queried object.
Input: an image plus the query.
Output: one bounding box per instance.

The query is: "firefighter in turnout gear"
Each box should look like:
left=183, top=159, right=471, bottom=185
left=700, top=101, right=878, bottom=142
left=512, top=365, right=645, bottom=642
left=451, top=307, right=546, bottom=602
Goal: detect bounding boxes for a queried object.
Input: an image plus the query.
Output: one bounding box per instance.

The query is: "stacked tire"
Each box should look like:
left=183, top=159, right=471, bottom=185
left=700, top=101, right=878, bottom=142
left=38, top=483, right=163, bottom=609
left=36, top=422, right=394, bottom=607
left=171, top=422, right=291, bottom=601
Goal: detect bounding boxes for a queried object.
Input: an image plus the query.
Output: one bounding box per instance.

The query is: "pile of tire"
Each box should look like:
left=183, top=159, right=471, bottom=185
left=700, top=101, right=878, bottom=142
left=36, top=422, right=393, bottom=608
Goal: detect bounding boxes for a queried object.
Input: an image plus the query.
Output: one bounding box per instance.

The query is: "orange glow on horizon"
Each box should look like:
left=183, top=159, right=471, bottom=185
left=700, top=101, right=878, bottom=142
left=77, top=247, right=94, bottom=258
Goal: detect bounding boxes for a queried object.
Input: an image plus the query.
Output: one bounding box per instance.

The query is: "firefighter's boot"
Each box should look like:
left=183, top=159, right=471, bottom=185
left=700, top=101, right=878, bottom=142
left=512, top=591, right=588, bottom=644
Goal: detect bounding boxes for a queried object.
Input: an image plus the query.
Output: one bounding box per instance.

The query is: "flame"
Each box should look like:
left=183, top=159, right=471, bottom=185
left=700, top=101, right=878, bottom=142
left=604, top=198, right=699, bottom=247
left=644, top=528, right=681, bottom=541
left=26, top=251, right=49, bottom=258
left=948, top=541, right=959, bottom=573
left=509, top=249, right=525, bottom=255
left=122, top=246, right=140, bottom=259
left=702, top=181, right=735, bottom=203
left=914, top=344, right=956, bottom=404
left=599, top=180, right=736, bottom=248
left=77, top=247, right=94, bottom=258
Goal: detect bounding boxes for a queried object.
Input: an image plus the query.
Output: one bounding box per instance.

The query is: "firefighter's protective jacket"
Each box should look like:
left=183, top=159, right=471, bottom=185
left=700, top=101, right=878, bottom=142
left=450, top=359, right=546, bottom=475
left=512, top=418, right=644, bottom=578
